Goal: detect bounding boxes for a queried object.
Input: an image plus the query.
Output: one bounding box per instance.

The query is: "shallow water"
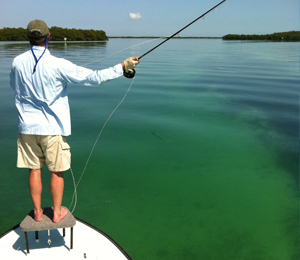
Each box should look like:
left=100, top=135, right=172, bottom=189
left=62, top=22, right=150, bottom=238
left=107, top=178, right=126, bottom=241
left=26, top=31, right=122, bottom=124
left=0, top=39, right=299, bottom=260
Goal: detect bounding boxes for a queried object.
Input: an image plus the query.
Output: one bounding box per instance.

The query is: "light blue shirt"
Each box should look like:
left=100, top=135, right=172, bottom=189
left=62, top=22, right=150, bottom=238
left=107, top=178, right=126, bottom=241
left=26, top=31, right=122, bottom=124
left=10, top=46, right=123, bottom=136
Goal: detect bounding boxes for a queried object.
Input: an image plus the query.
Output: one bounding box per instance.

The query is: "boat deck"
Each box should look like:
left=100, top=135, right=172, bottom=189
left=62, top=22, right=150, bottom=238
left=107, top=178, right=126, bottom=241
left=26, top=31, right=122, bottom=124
left=0, top=218, right=131, bottom=260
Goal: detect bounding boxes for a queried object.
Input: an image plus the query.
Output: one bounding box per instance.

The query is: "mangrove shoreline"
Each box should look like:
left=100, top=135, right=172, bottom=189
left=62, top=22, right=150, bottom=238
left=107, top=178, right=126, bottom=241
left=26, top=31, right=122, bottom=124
left=0, top=27, right=299, bottom=42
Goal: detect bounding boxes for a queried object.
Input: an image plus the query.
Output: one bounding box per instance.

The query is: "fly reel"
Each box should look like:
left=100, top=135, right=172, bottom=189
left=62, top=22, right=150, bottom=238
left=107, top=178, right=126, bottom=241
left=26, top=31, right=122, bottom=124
left=123, top=69, right=136, bottom=79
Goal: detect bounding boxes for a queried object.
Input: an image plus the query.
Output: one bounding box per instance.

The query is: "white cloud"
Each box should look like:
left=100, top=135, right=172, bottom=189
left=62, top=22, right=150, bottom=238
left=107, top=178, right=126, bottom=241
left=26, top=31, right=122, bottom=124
left=129, top=13, right=141, bottom=20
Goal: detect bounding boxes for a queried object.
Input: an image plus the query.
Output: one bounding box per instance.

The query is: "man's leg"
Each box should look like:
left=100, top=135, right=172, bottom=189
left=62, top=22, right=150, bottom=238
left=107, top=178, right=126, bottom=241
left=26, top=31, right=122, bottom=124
left=50, top=171, right=68, bottom=223
left=28, top=169, right=43, bottom=221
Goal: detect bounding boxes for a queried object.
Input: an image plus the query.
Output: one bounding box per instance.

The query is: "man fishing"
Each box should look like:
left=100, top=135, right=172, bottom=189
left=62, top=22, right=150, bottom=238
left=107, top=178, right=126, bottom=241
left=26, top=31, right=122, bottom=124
left=10, top=19, right=139, bottom=223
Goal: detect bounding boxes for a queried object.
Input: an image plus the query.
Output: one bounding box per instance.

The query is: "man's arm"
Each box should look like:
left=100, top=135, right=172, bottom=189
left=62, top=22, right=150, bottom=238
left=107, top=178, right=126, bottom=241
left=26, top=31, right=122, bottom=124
left=58, top=57, right=139, bottom=86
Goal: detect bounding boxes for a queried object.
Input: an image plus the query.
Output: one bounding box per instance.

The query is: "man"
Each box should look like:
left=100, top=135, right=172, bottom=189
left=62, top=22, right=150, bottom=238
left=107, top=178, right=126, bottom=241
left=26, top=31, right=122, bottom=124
left=10, top=19, right=139, bottom=223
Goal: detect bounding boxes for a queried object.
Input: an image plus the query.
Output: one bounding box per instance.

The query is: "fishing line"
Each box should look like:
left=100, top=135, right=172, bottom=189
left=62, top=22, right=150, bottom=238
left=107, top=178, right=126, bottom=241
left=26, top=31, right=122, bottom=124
left=68, top=0, right=227, bottom=213
left=68, top=38, right=164, bottom=213
left=82, top=37, right=162, bottom=67
left=69, top=76, right=136, bottom=213
left=68, top=39, right=162, bottom=213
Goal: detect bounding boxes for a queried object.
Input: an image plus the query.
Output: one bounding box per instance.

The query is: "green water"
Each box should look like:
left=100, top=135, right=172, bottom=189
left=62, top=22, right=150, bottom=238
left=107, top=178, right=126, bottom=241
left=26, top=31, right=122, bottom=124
left=0, top=39, right=298, bottom=259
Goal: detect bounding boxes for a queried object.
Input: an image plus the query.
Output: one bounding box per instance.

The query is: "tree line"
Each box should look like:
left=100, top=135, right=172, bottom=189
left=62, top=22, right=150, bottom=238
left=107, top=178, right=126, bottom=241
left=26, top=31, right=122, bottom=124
left=1, top=27, right=298, bottom=42
left=0, top=27, right=108, bottom=41
left=222, top=31, right=300, bottom=41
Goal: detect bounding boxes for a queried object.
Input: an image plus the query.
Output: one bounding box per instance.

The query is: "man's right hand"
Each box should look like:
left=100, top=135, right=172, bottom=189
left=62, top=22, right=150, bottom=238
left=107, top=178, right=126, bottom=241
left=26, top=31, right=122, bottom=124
left=122, top=57, right=139, bottom=72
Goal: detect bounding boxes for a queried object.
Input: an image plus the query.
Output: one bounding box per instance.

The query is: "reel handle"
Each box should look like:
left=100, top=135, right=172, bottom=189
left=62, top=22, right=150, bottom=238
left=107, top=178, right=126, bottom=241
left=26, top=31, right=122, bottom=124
left=123, top=69, right=136, bottom=79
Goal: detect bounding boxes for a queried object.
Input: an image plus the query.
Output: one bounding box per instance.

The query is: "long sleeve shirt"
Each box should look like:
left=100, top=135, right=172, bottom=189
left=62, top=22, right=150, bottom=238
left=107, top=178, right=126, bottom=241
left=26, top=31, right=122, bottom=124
left=10, top=46, right=123, bottom=136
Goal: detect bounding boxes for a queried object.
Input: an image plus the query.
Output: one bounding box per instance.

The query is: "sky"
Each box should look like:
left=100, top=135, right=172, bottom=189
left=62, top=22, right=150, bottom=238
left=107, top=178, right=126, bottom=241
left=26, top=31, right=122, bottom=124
left=0, top=0, right=299, bottom=37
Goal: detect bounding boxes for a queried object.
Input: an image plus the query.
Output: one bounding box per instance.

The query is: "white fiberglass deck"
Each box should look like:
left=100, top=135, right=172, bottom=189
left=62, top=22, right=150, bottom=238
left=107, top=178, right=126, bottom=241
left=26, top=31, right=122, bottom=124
left=0, top=218, right=131, bottom=260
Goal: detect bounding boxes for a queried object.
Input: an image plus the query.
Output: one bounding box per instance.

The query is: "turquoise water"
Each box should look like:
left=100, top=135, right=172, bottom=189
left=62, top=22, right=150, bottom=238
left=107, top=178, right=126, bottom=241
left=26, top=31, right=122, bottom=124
left=0, top=39, right=299, bottom=259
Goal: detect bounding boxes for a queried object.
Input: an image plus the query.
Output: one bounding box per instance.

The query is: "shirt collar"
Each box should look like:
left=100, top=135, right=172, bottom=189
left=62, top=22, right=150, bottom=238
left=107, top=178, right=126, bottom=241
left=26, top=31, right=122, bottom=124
left=31, top=45, right=50, bottom=54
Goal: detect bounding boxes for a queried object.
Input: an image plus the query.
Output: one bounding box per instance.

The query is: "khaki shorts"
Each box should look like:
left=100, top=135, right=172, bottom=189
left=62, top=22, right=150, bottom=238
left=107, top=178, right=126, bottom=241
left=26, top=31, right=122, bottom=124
left=17, top=134, right=71, bottom=172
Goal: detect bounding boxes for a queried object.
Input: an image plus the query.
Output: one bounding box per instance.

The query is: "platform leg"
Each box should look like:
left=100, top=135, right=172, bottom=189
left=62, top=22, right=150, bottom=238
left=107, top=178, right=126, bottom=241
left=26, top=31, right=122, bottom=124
left=24, top=232, right=29, bottom=254
left=70, top=227, right=73, bottom=249
left=48, top=230, right=51, bottom=248
left=35, top=231, right=39, bottom=243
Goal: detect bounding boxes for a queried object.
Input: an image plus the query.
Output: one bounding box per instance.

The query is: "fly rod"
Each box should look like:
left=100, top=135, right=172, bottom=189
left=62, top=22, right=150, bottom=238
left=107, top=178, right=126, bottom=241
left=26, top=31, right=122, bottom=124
left=124, top=0, right=227, bottom=78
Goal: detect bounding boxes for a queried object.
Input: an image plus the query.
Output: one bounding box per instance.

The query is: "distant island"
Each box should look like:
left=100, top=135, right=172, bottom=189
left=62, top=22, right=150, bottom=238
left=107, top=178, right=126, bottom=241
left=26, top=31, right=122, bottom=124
left=0, top=27, right=299, bottom=42
left=222, top=31, right=299, bottom=41
left=0, top=27, right=108, bottom=41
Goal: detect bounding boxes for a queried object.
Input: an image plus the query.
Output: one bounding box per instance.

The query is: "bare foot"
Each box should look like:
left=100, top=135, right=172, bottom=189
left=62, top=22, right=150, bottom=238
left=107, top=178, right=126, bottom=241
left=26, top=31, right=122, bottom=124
left=34, top=208, right=43, bottom=222
left=53, top=208, right=68, bottom=223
